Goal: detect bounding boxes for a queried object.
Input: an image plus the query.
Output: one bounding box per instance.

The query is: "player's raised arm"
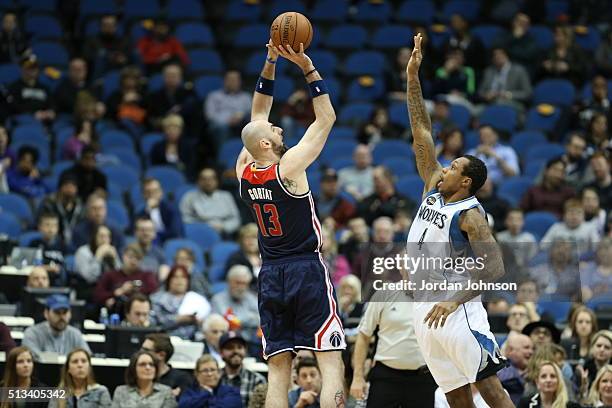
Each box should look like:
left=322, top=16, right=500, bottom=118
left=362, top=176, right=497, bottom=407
left=251, top=39, right=279, bottom=121
left=407, top=33, right=442, bottom=191
left=276, top=43, right=336, bottom=178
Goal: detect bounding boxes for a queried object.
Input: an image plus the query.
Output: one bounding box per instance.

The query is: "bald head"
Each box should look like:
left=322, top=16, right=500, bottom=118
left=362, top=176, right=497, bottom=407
left=241, top=120, right=286, bottom=160
left=505, top=332, right=533, bottom=369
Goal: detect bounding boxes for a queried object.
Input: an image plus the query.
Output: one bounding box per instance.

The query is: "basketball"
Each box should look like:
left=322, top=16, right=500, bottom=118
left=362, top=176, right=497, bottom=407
left=270, top=12, right=313, bottom=52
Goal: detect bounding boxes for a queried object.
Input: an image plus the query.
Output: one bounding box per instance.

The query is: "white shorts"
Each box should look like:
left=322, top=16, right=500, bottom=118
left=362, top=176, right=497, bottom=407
left=414, top=301, right=507, bottom=393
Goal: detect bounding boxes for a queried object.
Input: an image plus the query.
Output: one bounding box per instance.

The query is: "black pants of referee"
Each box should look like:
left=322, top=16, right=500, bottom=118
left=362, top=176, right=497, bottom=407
left=366, top=362, right=436, bottom=408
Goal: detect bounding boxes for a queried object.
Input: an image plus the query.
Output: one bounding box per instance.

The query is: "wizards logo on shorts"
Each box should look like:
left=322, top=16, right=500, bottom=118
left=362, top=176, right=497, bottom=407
left=426, top=196, right=436, bottom=205
left=330, top=331, right=342, bottom=347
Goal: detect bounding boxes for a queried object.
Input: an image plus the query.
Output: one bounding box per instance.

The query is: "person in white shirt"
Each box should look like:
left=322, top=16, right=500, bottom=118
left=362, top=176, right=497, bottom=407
left=467, top=125, right=519, bottom=185
left=541, top=198, right=600, bottom=256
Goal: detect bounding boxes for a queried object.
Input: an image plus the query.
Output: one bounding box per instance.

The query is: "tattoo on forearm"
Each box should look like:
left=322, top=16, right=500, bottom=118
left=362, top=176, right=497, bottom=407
left=407, top=77, right=432, bottom=134
left=282, top=177, right=298, bottom=194
left=334, top=390, right=345, bottom=408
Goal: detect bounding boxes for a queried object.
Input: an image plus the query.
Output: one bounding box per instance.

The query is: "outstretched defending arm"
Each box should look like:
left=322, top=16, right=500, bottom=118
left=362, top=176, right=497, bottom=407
left=406, top=34, right=442, bottom=191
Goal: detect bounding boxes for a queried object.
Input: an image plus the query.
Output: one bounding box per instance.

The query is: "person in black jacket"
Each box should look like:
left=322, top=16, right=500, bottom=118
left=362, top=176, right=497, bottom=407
left=59, top=146, right=107, bottom=201
left=0, top=12, right=28, bottom=64
left=150, top=114, right=191, bottom=173
left=136, top=177, right=183, bottom=243
left=53, top=57, right=89, bottom=115
left=146, top=63, right=197, bottom=130
left=7, top=54, right=55, bottom=121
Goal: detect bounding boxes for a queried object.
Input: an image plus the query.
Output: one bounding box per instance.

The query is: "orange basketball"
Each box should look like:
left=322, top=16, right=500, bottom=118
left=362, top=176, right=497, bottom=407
left=270, top=12, right=313, bottom=52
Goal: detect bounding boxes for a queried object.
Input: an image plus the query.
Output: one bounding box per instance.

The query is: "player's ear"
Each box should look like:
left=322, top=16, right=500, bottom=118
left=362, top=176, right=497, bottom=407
left=260, top=139, right=271, bottom=149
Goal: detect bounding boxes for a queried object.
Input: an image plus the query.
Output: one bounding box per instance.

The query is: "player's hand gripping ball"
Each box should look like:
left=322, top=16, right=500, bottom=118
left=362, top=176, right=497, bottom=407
left=270, top=12, right=313, bottom=52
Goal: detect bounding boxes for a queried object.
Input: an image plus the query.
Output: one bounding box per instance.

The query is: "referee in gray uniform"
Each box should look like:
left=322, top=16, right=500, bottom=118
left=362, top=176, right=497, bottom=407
left=350, top=290, right=436, bottom=407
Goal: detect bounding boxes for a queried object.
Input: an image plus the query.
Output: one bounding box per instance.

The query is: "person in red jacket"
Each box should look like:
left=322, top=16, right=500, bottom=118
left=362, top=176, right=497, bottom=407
left=137, top=19, right=189, bottom=74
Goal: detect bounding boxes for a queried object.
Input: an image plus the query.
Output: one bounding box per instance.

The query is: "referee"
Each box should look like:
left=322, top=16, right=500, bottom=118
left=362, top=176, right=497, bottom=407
left=350, top=289, right=436, bottom=407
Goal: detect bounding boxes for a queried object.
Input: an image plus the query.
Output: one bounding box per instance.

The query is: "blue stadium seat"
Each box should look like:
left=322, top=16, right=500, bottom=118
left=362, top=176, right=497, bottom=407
left=189, top=50, right=224, bottom=74
left=523, top=211, right=558, bottom=241
left=194, top=75, right=223, bottom=100
left=369, top=25, right=413, bottom=49
left=147, top=73, right=163, bottom=93
left=329, top=126, right=356, bottom=141
left=586, top=295, right=612, bottom=312
left=175, top=23, right=214, bottom=48
left=224, top=0, right=262, bottom=22
left=533, top=79, right=576, bottom=107
left=105, top=147, right=141, bottom=171
left=0, top=212, right=21, bottom=236
left=525, top=143, right=565, bottom=164
left=107, top=200, right=129, bottom=228
left=184, top=223, right=221, bottom=251
left=463, top=130, right=479, bottom=151
left=529, top=25, right=554, bottom=50
left=510, top=131, right=548, bottom=158
left=266, top=0, right=307, bottom=20
left=32, top=42, right=69, bottom=67
left=80, top=0, right=118, bottom=17
left=538, top=300, right=572, bottom=323
left=218, top=139, right=243, bottom=169
left=100, top=130, right=133, bottom=151
left=388, top=103, right=409, bottom=128
left=140, top=133, right=164, bottom=158
left=524, top=160, right=546, bottom=178
left=353, top=0, right=391, bottom=23
left=123, top=0, right=161, bottom=20
left=479, top=104, right=518, bottom=133
left=448, top=104, right=471, bottom=131
left=212, top=282, right=228, bottom=294
left=310, top=0, right=348, bottom=23
left=174, top=184, right=196, bottom=205
left=306, top=170, right=321, bottom=196
left=329, top=157, right=354, bottom=171
left=0, top=193, right=33, bottom=225
left=326, top=77, right=341, bottom=107
left=101, top=70, right=120, bottom=100
left=208, top=264, right=227, bottom=283
left=381, top=157, right=416, bottom=177
left=25, top=16, right=62, bottom=40
left=167, top=0, right=205, bottom=21
left=347, top=77, right=386, bottom=101
left=244, top=52, right=289, bottom=76
left=210, top=241, right=240, bottom=266
left=305, top=50, right=337, bottom=76
left=145, top=166, right=186, bottom=194
left=12, top=125, right=47, bottom=146
left=22, top=0, right=54, bottom=12
left=373, top=140, right=414, bottom=163
left=344, top=51, right=386, bottom=76
left=107, top=182, right=124, bottom=202
left=18, top=231, right=42, bottom=247
left=338, top=103, right=374, bottom=125
left=0, top=64, right=19, bottom=85
left=525, top=106, right=562, bottom=133
left=273, top=77, right=295, bottom=103
left=51, top=160, right=73, bottom=177
left=326, top=25, right=368, bottom=49
left=396, top=175, right=425, bottom=204
left=573, top=26, right=601, bottom=52
left=319, top=140, right=358, bottom=166
left=546, top=0, right=569, bottom=22
left=101, top=165, right=140, bottom=192
left=397, top=0, right=435, bottom=25
left=442, top=0, right=481, bottom=22
left=129, top=23, right=148, bottom=43
left=471, top=25, right=506, bottom=49
left=164, top=239, right=205, bottom=270
left=497, top=177, right=533, bottom=208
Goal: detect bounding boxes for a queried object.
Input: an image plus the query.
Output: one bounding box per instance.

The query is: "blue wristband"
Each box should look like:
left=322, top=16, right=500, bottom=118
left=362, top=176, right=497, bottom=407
left=255, top=76, right=274, bottom=96
left=266, top=57, right=277, bottom=64
left=308, top=80, right=328, bottom=98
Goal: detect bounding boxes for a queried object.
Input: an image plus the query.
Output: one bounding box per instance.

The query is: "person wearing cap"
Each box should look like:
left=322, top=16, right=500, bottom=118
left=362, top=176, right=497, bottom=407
left=21, top=294, right=90, bottom=360
left=7, top=53, right=55, bottom=120
left=522, top=320, right=562, bottom=350
left=315, top=168, right=356, bottom=228
left=218, top=330, right=266, bottom=407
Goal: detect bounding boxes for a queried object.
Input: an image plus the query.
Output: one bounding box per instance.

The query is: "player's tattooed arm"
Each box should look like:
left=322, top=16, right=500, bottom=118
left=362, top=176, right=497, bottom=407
left=282, top=177, right=298, bottom=194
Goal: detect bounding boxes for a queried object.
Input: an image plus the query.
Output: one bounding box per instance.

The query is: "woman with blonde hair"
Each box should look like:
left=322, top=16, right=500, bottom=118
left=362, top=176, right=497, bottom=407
left=49, top=348, right=111, bottom=407
left=586, top=364, right=612, bottom=407
left=518, top=361, right=581, bottom=408
left=582, top=330, right=612, bottom=385
left=150, top=114, right=189, bottom=172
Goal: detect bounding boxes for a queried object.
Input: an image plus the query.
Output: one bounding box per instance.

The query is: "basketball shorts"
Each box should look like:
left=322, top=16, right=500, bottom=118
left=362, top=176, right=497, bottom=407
left=258, top=253, right=346, bottom=359
left=414, top=301, right=508, bottom=393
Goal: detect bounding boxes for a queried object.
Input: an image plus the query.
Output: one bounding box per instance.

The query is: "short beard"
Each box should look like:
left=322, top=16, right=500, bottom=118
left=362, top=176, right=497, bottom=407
left=272, top=142, right=288, bottom=158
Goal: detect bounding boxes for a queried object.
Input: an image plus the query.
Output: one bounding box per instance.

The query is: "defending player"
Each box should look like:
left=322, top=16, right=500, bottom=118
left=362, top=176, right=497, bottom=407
left=405, top=33, right=515, bottom=408
left=236, top=41, right=346, bottom=408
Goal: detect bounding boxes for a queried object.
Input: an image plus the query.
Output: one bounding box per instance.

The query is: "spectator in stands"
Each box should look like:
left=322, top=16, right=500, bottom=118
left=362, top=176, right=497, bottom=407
left=321, top=226, right=350, bottom=287
left=578, top=76, right=610, bottom=128
left=141, top=333, right=193, bottom=399
left=280, top=89, right=315, bottom=139
left=586, top=365, right=612, bottom=407
left=75, top=224, right=121, bottom=289
left=506, top=303, right=532, bottom=333
left=198, top=313, right=229, bottom=364
left=478, top=48, right=532, bottom=109
left=22, top=294, right=91, bottom=359
left=517, top=361, right=581, bottom=408
left=540, top=199, right=600, bottom=255
left=0, top=126, right=14, bottom=190
left=531, top=239, right=581, bottom=299
left=388, top=47, right=411, bottom=101
left=358, top=166, right=413, bottom=225
left=430, top=99, right=455, bottom=138
left=7, top=54, right=55, bottom=121
left=435, top=127, right=464, bottom=167
left=521, top=158, right=575, bottom=218
left=204, top=70, right=252, bottom=147
left=338, top=144, right=374, bottom=201
left=179, top=354, right=241, bottom=408
left=151, top=265, right=210, bottom=339
left=561, top=133, right=592, bottom=188
left=146, top=63, right=196, bottom=129
left=561, top=306, right=598, bottom=361
left=433, top=49, right=476, bottom=109
left=497, top=209, right=538, bottom=268
left=539, top=25, right=588, bottom=86
left=123, top=293, right=152, bottom=328
left=581, top=237, right=612, bottom=301
left=225, top=223, right=261, bottom=284
left=136, top=18, right=189, bottom=74
left=357, top=106, right=401, bottom=144
left=583, top=187, right=607, bottom=235
left=316, top=168, right=356, bottom=228
left=105, top=66, right=146, bottom=126
left=133, top=217, right=168, bottom=278
left=7, top=145, right=49, bottom=199
left=587, top=113, right=611, bottom=152
left=150, top=114, right=190, bottom=172
left=586, top=152, right=612, bottom=211
left=475, top=178, right=510, bottom=230
left=179, top=167, right=241, bottom=236
left=595, top=29, right=612, bottom=76
left=0, top=346, right=45, bottom=400
left=218, top=331, right=266, bottom=407
left=54, top=57, right=89, bottom=115
left=338, top=217, right=370, bottom=269
left=136, top=177, right=183, bottom=244
left=72, top=194, right=124, bottom=252
left=211, top=265, right=259, bottom=342
left=0, top=12, right=27, bottom=63
left=337, top=274, right=364, bottom=337
left=445, top=14, right=486, bottom=71
left=29, top=212, right=66, bottom=285
left=61, top=146, right=107, bottom=201
left=522, top=321, right=561, bottom=350
left=498, top=332, right=534, bottom=405
left=172, top=247, right=210, bottom=296
left=515, top=278, right=542, bottom=322
left=495, top=13, right=539, bottom=74
left=26, top=266, right=49, bottom=289
left=111, top=350, right=177, bottom=408
left=62, top=119, right=98, bottom=161
left=289, top=357, right=322, bottom=408
left=84, top=14, right=130, bottom=77
left=581, top=330, right=612, bottom=385
left=93, top=243, right=159, bottom=313
left=0, top=322, right=15, bottom=352
left=37, top=173, right=84, bottom=246
left=49, top=348, right=112, bottom=408
left=467, top=125, right=520, bottom=184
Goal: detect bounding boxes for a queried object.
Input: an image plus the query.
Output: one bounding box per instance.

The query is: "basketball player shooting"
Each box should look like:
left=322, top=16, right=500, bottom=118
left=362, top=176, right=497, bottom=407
left=405, top=33, right=514, bottom=408
left=236, top=41, right=346, bottom=408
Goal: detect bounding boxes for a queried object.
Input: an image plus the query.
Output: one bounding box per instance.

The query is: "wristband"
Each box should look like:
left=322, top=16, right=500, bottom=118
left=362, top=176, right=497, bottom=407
left=304, top=68, right=317, bottom=77
left=266, top=57, right=277, bottom=64
left=255, top=76, right=274, bottom=96
left=308, top=80, right=328, bottom=98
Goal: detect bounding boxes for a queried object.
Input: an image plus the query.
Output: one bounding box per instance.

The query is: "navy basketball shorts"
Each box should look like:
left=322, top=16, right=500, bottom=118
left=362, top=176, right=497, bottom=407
left=258, top=253, right=346, bottom=359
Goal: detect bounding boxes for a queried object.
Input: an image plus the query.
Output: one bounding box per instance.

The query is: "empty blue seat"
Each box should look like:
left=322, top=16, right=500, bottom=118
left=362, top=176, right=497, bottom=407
left=462, top=128, right=478, bottom=150
left=272, top=77, right=295, bottom=103
left=347, top=77, right=385, bottom=101
left=233, top=24, right=268, bottom=48
left=32, top=42, right=69, bottom=67
left=497, top=177, right=533, bottom=207
left=140, top=133, right=164, bottom=158
left=184, top=223, right=221, bottom=251
left=123, top=0, right=161, bottom=19
left=105, top=147, right=141, bottom=171
left=472, top=25, right=506, bottom=49
left=208, top=264, right=227, bottom=283
left=525, top=143, right=565, bottom=164
left=101, top=70, right=120, bottom=100
left=0, top=193, right=33, bottom=225
left=244, top=52, right=289, bottom=76
left=448, top=104, right=471, bottom=131
left=12, top=125, right=47, bottom=146
left=479, top=104, right=518, bottom=133
left=100, top=130, right=133, bottom=151
left=388, top=103, right=409, bottom=128
left=510, top=131, right=548, bottom=158
left=381, top=157, right=416, bottom=177
left=310, top=0, right=348, bottom=23
left=373, top=140, right=414, bottom=163
left=194, top=75, right=223, bottom=100
left=329, top=126, right=356, bottom=141
left=524, top=160, right=546, bottom=178
left=0, top=63, right=19, bottom=85
left=442, top=0, right=480, bottom=22
left=305, top=50, right=337, bottom=76
left=525, top=106, right=562, bottom=133
left=397, top=0, right=435, bottom=25
left=329, top=156, right=354, bottom=171
left=533, top=79, right=575, bottom=107
left=573, top=26, right=601, bottom=52
left=319, top=140, right=358, bottom=165
left=189, top=50, right=224, bottom=73
left=338, top=103, right=374, bottom=125
left=107, top=200, right=129, bottom=228
left=369, top=25, right=413, bottom=49
left=18, top=231, right=42, bottom=247
left=147, top=73, right=163, bottom=93
left=396, top=175, right=425, bottom=204
left=145, top=166, right=186, bottom=194
left=524, top=211, right=558, bottom=241
left=175, top=23, right=214, bottom=48
left=51, top=160, right=73, bottom=177
left=101, top=165, right=140, bottom=192
left=25, top=16, right=62, bottom=40
left=167, top=0, right=205, bottom=21
left=209, top=241, right=240, bottom=266
left=80, top=0, right=118, bottom=17
left=529, top=25, right=554, bottom=50
left=164, top=238, right=205, bottom=270
left=326, top=25, right=367, bottom=49
left=344, top=51, right=386, bottom=76
left=224, top=0, right=262, bottom=21
left=538, top=300, right=572, bottom=323
left=0, top=212, right=21, bottom=236
left=218, top=139, right=244, bottom=169
left=353, top=0, right=391, bottom=23
left=266, top=0, right=307, bottom=20
left=586, top=294, right=612, bottom=312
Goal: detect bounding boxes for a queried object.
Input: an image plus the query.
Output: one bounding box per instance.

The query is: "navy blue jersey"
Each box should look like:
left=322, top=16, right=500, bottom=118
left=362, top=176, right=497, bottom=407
left=240, top=163, right=322, bottom=261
